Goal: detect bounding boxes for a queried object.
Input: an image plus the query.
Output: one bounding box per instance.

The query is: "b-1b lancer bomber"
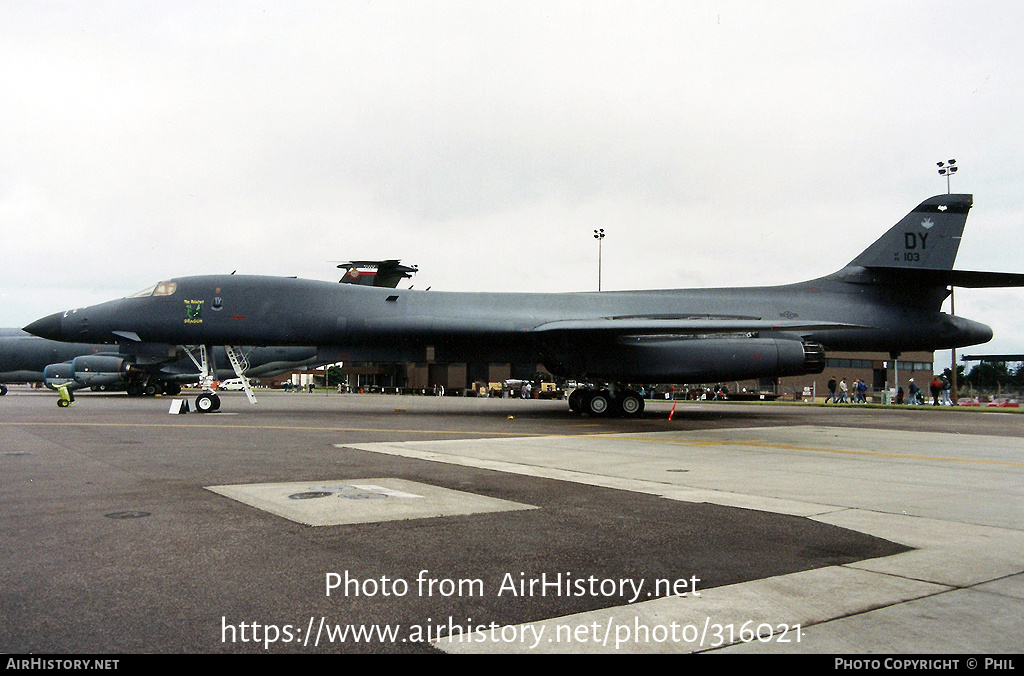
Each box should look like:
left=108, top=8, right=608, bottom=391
left=25, top=195, right=1024, bottom=416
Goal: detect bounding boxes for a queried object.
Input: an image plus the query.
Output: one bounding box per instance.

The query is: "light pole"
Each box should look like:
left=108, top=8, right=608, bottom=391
left=950, top=290, right=959, bottom=405
left=937, top=159, right=957, bottom=194
left=937, top=158, right=960, bottom=403
left=594, top=228, right=605, bottom=291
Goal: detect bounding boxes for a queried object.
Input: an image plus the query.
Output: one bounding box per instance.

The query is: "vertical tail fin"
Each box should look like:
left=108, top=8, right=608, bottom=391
left=848, top=194, right=973, bottom=271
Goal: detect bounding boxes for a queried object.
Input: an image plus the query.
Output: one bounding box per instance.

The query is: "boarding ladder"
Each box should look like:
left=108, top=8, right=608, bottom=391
left=224, top=345, right=257, bottom=404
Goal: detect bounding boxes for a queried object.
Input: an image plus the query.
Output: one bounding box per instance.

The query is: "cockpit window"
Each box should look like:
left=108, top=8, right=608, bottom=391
left=128, top=281, right=177, bottom=298
left=154, top=281, right=177, bottom=296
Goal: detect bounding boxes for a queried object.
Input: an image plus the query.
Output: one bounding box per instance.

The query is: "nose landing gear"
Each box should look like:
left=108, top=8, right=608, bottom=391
left=185, top=344, right=254, bottom=413
left=195, top=392, right=221, bottom=412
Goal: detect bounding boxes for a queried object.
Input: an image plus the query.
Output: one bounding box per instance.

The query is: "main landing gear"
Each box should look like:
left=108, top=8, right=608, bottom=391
left=123, top=379, right=182, bottom=397
left=567, top=386, right=645, bottom=418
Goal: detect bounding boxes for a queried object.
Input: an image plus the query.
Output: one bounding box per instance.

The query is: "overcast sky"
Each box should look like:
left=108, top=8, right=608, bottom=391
left=3, top=1, right=1024, bottom=365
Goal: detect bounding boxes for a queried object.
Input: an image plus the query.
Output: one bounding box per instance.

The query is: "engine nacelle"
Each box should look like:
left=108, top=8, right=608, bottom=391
left=553, top=337, right=825, bottom=383
left=43, top=363, right=75, bottom=390
left=70, top=355, right=132, bottom=387
left=44, top=356, right=133, bottom=390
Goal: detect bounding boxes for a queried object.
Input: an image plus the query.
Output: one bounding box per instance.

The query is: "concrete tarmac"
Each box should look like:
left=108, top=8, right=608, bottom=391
left=1, top=387, right=1021, bottom=654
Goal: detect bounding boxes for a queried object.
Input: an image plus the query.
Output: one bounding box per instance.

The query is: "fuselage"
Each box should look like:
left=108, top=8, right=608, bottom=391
left=24, top=272, right=993, bottom=374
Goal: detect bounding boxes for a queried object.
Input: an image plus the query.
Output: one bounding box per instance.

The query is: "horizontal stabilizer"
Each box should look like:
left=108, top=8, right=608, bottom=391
left=863, top=267, right=1024, bottom=288
left=944, top=270, right=1024, bottom=288
left=961, top=353, right=1024, bottom=362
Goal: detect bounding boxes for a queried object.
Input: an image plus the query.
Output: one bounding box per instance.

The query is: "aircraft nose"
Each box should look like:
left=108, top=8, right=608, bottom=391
left=23, top=312, right=64, bottom=341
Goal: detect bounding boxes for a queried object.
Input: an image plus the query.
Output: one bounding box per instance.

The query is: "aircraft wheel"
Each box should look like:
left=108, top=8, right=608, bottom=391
left=163, top=382, right=181, bottom=396
left=144, top=382, right=160, bottom=396
left=57, top=399, right=70, bottom=408
left=617, top=391, right=645, bottom=418
left=0, top=384, right=7, bottom=396
left=584, top=390, right=612, bottom=417
left=195, top=393, right=219, bottom=413
left=567, top=388, right=585, bottom=413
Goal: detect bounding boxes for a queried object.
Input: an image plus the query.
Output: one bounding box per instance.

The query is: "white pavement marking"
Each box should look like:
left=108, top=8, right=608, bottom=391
left=341, top=426, right=1024, bottom=653
left=206, top=478, right=536, bottom=526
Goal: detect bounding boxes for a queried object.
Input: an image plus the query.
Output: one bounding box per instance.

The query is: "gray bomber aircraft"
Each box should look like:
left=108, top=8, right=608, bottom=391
left=25, top=194, right=1024, bottom=416
left=0, top=328, right=344, bottom=402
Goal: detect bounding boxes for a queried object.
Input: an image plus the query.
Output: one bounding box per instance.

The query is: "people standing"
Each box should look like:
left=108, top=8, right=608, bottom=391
left=825, top=376, right=837, bottom=403
left=908, top=378, right=920, bottom=405
left=855, top=378, right=868, bottom=403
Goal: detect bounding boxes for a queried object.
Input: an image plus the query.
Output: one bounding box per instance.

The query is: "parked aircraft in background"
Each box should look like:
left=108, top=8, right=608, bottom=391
left=0, top=328, right=342, bottom=400
left=25, top=195, right=1024, bottom=415
left=337, top=260, right=418, bottom=288
left=0, top=328, right=105, bottom=396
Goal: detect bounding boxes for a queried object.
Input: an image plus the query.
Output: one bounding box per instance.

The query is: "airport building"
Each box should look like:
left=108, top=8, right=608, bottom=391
left=749, top=349, right=938, bottom=401
left=268, top=348, right=941, bottom=402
